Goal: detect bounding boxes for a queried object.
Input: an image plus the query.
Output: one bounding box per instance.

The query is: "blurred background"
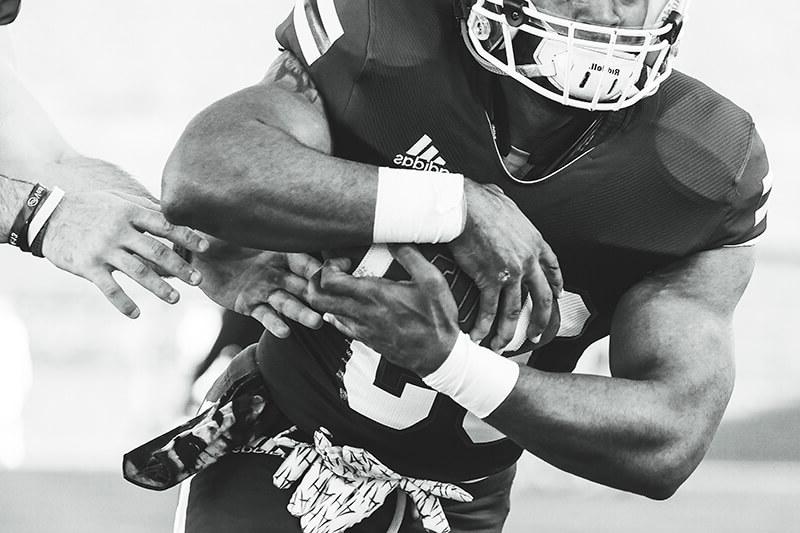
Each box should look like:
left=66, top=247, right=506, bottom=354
left=0, top=1, right=797, bottom=532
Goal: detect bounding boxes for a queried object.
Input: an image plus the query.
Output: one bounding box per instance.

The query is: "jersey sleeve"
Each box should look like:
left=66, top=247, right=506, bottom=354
left=717, top=125, right=771, bottom=247
left=275, top=0, right=370, bottom=115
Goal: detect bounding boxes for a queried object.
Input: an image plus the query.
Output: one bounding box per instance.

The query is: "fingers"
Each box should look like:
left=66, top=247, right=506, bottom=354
left=304, top=266, right=372, bottom=318
left=90, top=271, right=140, bottom=318
left=126, top=233, right=202, bottom=286
left=323, top=257, right=352, bottom=274
left=266, top=268, right=309, bottom=298
left=322, top=313, right=358, bottom=338
left=250, top=305, right=292, bottom=338
left=286, top=253, right=324, bottom=280
left=539, top=244, right=563, bottom=297
left=135, top=209, right=209, bottom=253
left=111, top=251, right=180, bottom=305
left=490, top=280, right=522, bottom=352
left=524, top=263, right=554, bottom=342
left=469, top=283, right=501, bottom=343
left=266, top=291, right=323, bottom=331
left=389, top=245, right=442, bottom=284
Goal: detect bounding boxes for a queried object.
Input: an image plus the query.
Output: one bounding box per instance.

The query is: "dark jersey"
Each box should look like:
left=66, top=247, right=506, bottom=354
left=258, top=0, right=770, bottom=483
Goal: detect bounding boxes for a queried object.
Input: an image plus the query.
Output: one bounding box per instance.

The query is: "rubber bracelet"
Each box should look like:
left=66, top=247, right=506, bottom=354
left=20, top=186, right=52, bottom=253
left=422, top=331, right=520, bottom=418
left=372, top=167, right=466, bottom=244
left=27, top=186, right=64, bottom=246
left=9, top=183, right=48, bottom=250
left=30, top=217, right=52, bottom=258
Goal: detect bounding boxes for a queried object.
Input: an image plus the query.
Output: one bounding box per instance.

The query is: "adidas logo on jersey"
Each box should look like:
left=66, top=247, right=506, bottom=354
left=393, top=135, right=451, bottom=173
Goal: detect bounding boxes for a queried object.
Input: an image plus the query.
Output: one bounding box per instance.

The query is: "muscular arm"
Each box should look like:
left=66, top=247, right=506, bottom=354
left=166, top=51, right=563, bottom=345
left=308, top=244, right=754, bottom=498
left=486, top=246, right=753, bottom=498
left=161, top=51, right=377, bottom=251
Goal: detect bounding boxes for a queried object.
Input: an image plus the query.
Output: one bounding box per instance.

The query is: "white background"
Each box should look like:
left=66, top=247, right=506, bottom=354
left=0, top=0, right=796, bottom=483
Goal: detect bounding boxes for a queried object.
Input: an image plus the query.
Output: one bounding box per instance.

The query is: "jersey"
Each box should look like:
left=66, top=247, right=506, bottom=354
left=261, top=0, right=771, bottom=483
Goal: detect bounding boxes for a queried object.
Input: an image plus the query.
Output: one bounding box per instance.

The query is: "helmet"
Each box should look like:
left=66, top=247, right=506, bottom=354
left=0, top=0, right=20, bottom=26
left=456, top=0, right=689, bottom=111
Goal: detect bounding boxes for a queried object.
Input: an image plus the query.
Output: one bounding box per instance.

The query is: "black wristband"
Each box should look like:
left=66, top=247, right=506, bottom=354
left=20, top=187, right=52, bottom=253
left=30, top=217, right=52, bottom=258
left=9, top=183, right=48, bottom=250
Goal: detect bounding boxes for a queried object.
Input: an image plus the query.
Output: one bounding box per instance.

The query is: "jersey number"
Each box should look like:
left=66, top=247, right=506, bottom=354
left=342, top=291, right=592, bottom=441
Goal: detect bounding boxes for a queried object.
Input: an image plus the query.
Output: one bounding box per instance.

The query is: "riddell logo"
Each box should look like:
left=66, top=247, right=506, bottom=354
left=393, top=134, right=451, bottom=173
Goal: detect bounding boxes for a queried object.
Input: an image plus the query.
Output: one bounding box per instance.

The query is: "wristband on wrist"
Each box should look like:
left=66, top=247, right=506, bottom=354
left=422, top=331, right=520, bottom=419
left=27, top=186, right=64, bottom=248
left=372, top=167, right=466, bottom=244
left=9, top=183, right=48, bottom=250
left=30, top=217, right=53, bottom=258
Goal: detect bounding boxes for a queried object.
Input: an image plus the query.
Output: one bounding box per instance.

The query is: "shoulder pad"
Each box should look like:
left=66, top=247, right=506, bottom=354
left=654, top=72, right=770, bottom=247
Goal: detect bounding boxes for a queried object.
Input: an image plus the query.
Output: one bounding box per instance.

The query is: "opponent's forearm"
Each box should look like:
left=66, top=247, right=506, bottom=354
left=162, top=118, right=376, bottom=252
left=2, top=153, right=155, bottom=196
left=49, top=156, right=155, bottom=199
left=486, top=368, right=703, bottom=499
left=1, top=155, right=156, bottom=241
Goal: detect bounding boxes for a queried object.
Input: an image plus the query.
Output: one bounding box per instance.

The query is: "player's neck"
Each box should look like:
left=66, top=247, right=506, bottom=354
left=500, top=77, right=593, bottom=153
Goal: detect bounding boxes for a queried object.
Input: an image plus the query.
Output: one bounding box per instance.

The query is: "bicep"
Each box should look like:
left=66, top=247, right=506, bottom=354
left=185, top=51, right=332, bottom=156
left=608, top=246, right=756, bottom=423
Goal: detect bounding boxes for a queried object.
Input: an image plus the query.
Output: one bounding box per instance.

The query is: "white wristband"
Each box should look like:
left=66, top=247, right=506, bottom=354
left=27, top=186, right=64, bottom=244
left=422, top=332, right=520, bottom=419
left=372, top=167, right=466, bottom=244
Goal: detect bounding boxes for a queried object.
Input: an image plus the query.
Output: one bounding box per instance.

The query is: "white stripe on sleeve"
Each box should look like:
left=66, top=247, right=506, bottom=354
left=317, top=0, right=344, bottom=44
left=293, top=0, right=322, bottom=65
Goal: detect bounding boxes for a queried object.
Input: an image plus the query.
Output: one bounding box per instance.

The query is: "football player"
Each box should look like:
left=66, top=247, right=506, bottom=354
left=0, top=0, right=208, bottom=317
left=142, top=0, right=769, bottom=531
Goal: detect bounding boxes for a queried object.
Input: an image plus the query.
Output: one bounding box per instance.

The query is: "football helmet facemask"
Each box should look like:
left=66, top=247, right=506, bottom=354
left=456, top=0, right=689, bottom=111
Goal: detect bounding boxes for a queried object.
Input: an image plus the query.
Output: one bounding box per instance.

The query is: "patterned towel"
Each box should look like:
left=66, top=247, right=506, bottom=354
left=123, top=345, right=472, bottom=533
left=270, top=427, right=473, bottom=533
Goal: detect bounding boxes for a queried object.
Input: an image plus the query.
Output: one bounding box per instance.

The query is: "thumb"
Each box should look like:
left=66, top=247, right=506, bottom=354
left=389, top=245, right=442, bottom=284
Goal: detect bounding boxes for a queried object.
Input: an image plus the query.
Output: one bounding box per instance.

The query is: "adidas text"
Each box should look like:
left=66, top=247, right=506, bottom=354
left=393, top=154, right=451, bottom=173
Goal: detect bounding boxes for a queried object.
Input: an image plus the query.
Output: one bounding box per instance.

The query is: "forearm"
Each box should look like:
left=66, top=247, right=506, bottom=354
left=0, top=174, right=33, bottom=241
left=486, top=368, right=695, bottom=499
left=50, top=156, right=155, bottom=199
left=1, top=155, right=156, bottom=242
left=2, top=154, right=154, bottom=197
left=162, top=114, right=376, bottom=251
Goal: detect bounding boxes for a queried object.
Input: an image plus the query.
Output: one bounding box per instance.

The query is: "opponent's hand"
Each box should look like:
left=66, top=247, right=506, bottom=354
left=42, top=191, right=208, bottom=318
left=306, top=245, right=460, bottom=376
left=449, top=181, right=562, bottom=351
left=194, top=243, right=323, bottom=338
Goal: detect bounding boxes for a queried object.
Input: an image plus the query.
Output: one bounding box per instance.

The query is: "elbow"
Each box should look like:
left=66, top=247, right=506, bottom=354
left=636, top=436, right=709, bottom=501
left=161, top=136, right=214, bottom=227
left=161, top=162, right=197, bottom=226
left=639, top=473, right=683, bottom=501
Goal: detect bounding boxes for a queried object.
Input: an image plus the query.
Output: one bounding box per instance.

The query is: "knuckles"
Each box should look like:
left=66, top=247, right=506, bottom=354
left=151, top=241, right=169, bottom=260
left=132, top=261, right=149, bottom=278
